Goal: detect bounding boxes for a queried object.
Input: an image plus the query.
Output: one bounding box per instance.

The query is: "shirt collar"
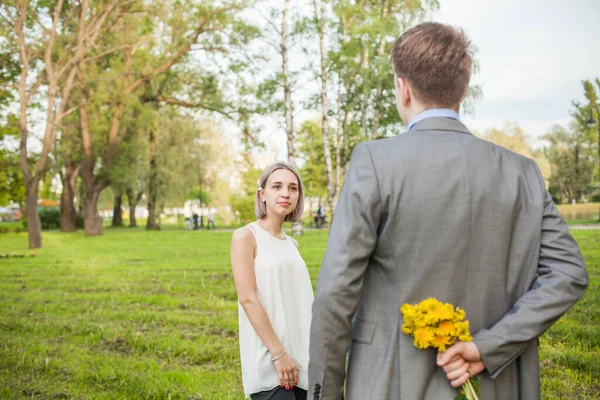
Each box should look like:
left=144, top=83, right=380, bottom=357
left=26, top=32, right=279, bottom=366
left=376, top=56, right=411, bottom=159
left=407, top=108, right=460, bottom=131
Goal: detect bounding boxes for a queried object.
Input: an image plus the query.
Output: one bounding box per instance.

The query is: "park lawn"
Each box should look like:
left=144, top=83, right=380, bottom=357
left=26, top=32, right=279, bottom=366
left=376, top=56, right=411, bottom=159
left=0, top=228, right=598, bottom=399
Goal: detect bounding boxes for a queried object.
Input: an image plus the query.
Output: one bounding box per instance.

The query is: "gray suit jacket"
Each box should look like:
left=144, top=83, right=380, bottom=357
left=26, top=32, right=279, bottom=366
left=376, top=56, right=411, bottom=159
left=308, top=118, right=589, bottom=400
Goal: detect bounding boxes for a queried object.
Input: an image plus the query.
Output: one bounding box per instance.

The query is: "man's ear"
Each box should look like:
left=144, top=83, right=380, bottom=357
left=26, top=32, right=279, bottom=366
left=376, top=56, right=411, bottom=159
left=398, top=76, right=412, bottom=108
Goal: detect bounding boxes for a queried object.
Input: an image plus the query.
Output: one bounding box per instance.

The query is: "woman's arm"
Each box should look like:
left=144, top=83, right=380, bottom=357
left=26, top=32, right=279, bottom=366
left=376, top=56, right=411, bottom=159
left=231, top=227, right=298, bottom=389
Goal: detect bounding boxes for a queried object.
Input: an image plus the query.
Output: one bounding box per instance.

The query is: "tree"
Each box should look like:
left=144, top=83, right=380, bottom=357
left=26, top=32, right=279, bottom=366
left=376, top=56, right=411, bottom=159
left=53, top=98, right=83, bottom=232
left=571, top=79, right=599, bottom=196
left=304, top=0, right=445, bottom=213
left=3, top=0, right=124, bottom=247
left=543, top=124, right=594, bottom=204
left=481, top=123, right=551, bottom=184
left=76, top=0, right=254, bottom=236
left=107, top=99, right=150, bottom=228
left=312, top=0, right=336, bottom=211
left=296, top=120, right=329, bottom=199
left=541, top=79, right=599, bottom=204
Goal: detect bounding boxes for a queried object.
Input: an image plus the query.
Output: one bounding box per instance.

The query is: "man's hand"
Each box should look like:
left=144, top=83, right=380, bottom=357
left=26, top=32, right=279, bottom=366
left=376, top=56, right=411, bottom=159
left=437, top=341, right=486, bottom=387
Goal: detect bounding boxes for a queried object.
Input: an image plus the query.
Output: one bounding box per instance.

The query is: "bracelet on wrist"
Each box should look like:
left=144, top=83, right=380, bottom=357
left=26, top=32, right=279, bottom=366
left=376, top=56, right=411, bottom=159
left=271, top=350, right=286, bottom=362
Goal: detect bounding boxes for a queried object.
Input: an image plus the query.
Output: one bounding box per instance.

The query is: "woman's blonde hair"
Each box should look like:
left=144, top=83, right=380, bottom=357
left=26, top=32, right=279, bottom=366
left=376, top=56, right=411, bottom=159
left=255, top=162, right=304, bottom=222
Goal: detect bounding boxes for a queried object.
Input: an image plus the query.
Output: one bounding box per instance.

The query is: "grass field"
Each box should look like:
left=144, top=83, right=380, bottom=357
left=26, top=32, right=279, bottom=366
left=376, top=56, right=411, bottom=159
left=0, top=227, right=598, bottom=399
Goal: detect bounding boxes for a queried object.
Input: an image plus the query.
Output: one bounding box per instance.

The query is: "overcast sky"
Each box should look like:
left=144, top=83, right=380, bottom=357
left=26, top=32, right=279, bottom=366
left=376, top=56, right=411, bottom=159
left=433, top=0, right=600, bottom=145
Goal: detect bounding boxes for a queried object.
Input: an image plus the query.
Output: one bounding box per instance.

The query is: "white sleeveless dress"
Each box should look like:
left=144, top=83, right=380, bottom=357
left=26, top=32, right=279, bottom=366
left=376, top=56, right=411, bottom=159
left=238, top=221, right=314, bottom=397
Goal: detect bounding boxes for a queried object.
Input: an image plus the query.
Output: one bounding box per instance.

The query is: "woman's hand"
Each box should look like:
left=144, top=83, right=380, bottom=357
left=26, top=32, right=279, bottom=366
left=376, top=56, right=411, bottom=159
left=273, top=352, right=298, bottom=390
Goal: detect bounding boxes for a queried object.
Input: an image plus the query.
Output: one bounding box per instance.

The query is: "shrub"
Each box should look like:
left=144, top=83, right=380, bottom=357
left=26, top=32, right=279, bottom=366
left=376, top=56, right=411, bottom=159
left=39, top=208, right=60, bottom=230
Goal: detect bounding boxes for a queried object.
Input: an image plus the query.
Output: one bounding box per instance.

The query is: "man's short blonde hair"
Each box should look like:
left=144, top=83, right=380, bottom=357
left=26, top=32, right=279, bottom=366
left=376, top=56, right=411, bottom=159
left=391, top=22, right=473, bottom=108
left=255, top=162, right=305, bottom=222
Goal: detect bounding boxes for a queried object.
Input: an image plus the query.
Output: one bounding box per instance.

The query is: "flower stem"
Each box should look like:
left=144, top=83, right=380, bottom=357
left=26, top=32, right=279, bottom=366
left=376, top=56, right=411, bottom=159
left=464, top=378, right=479, bottom=400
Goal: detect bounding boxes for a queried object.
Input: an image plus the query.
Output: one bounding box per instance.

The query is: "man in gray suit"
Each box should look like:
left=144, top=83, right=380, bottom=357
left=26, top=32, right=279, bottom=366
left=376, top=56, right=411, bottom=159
left=308, top=22, right=589, bottom=400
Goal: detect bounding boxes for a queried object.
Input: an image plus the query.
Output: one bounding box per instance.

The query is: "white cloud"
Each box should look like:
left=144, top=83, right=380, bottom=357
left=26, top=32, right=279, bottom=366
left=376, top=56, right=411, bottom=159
left=434, top=0, right=600, bottom=140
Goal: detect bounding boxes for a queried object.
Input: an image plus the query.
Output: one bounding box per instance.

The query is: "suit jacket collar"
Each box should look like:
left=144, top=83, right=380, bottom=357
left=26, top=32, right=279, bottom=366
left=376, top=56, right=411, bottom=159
left=406, top=117, right=472, bottom=136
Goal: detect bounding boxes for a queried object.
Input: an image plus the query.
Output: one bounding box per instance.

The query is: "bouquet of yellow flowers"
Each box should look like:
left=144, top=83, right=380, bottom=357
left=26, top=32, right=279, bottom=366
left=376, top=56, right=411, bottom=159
left=401, top=298, right=480, bottom=400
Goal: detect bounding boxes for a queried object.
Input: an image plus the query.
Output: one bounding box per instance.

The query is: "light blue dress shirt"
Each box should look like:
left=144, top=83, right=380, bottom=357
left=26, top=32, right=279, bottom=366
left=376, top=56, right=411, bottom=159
left=406, top=108, right=460, bottom=131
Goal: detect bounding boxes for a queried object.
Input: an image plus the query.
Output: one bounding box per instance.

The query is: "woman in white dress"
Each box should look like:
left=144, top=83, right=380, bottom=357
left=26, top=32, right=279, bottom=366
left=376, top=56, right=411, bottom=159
left=231, top=162, right=314, bottom=400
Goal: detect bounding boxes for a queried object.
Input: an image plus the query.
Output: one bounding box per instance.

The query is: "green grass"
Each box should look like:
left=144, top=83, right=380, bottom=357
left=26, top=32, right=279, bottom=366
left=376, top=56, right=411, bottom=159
left=0, top=228, right=598, bottom=399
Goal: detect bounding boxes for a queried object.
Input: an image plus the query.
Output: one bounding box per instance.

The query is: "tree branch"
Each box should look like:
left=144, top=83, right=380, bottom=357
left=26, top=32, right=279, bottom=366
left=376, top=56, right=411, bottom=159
left=0, top=82, right=18, bottom=90
left=154, top=95, right=234, bottom=119
left=81, top=44, right=134, bottom=63
left=190, top=45, right=229, bottom=54
left=256, top=7, right=283, bottom=37
left=30, top=8, right=50, bottom=35
left=56, top=0, right=122, bottom=79
left=16, top=0, right=31, bottom=183
left=57, top=105, right=80, bottom=120
left=125, top=5, right=239, bottom=94
left=44, top=0, right=65, bottom=85
left=0, top=0, right=16, bottom=26
left=28, top=73, right=45, bottom=99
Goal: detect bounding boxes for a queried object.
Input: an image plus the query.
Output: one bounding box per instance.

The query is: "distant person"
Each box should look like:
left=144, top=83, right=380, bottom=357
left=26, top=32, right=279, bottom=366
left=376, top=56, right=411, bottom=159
left=231, top=162, right=313, bottom=400
left=192, top=213, right=199, bottom=230
left=207, top=210, right=216, bottom=229
left=316, top=204, right=326, bottom=229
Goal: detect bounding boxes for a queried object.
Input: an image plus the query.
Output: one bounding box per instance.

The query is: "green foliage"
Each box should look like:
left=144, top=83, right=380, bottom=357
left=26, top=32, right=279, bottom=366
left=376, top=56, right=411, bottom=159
left=297, top=120, right=329, bottom=198
left=323, top=0, right=444, bottom=141
left=38, top=208, right=60, bottom=230
left=0, top=114, right=26, bottom=206
left=0, top=149, right=26, bottom=207
left=541, top=79, right=599, bottom=204
left=543, top=124, right=595, bottom=204
left=229, top=165, right=262, bottom=224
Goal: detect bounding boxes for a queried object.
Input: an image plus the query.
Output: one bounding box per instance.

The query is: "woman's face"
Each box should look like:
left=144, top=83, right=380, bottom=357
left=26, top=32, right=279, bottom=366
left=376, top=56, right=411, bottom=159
left=260, top=168, right=299, bottom=218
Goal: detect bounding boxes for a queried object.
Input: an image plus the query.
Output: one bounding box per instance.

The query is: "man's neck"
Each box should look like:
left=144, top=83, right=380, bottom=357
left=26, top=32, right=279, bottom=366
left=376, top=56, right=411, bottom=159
left=405, top=104, right=459, bottom=123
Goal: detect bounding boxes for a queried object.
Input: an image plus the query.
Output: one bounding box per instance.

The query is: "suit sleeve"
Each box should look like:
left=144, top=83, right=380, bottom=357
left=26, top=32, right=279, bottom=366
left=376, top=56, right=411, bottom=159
left=473, top=160, right=589, bottom=378
left=308, top=143, right=382, bottom=399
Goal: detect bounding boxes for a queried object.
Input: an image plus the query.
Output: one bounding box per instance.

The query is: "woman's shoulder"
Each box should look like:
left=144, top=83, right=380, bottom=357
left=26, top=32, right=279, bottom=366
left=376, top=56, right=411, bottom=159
left=232, top=224, right=257, bottom=245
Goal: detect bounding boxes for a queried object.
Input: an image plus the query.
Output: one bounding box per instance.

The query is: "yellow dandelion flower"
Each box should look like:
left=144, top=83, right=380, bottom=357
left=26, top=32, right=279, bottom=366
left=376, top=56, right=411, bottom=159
left=419, top=298, right=441, bottom=312
left=427, top=302, right=455, bottom=324
left=401, top=304, right=417, bottom=326
left=452, top=307, right=466, bottom=322
left=401, top=303, right=415, bottom=315
left=413, top=327, right=434, bottom=349
left=436, top=320, right=458, bottom=336
left=431, top=335, right=452, bottom=351
left=455, top=321, right=470, bottom=335
left=459, top=333, right=473, bottom=342
left=402, top=324, right=413, bottom=335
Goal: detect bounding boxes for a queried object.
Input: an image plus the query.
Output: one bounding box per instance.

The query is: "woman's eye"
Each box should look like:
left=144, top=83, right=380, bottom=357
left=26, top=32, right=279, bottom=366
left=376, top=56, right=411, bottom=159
left=273, top=185, right=281, bottom=189
left=291, top=187, right=298, bottom=191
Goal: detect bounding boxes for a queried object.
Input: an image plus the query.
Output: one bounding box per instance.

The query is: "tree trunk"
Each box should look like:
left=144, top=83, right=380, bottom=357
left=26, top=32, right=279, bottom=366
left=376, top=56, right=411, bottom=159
left=112, top=193, right=123, bottom=227
left=146, top=190, right=160, bottom=230
left=60, top=161, right=80, bottom=232
left=126, top=187, right=143, bottom=228
left=146, top=130, right=160, bottom=230
left=313, top=0, right=337, bottom=212
left=83, top=182, right=104, bottom=236
left=282, top=0, right=295, bottom=168
left=129, top=207, right=137, bottom=227
left=25, top=183, right=42, bottom=249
